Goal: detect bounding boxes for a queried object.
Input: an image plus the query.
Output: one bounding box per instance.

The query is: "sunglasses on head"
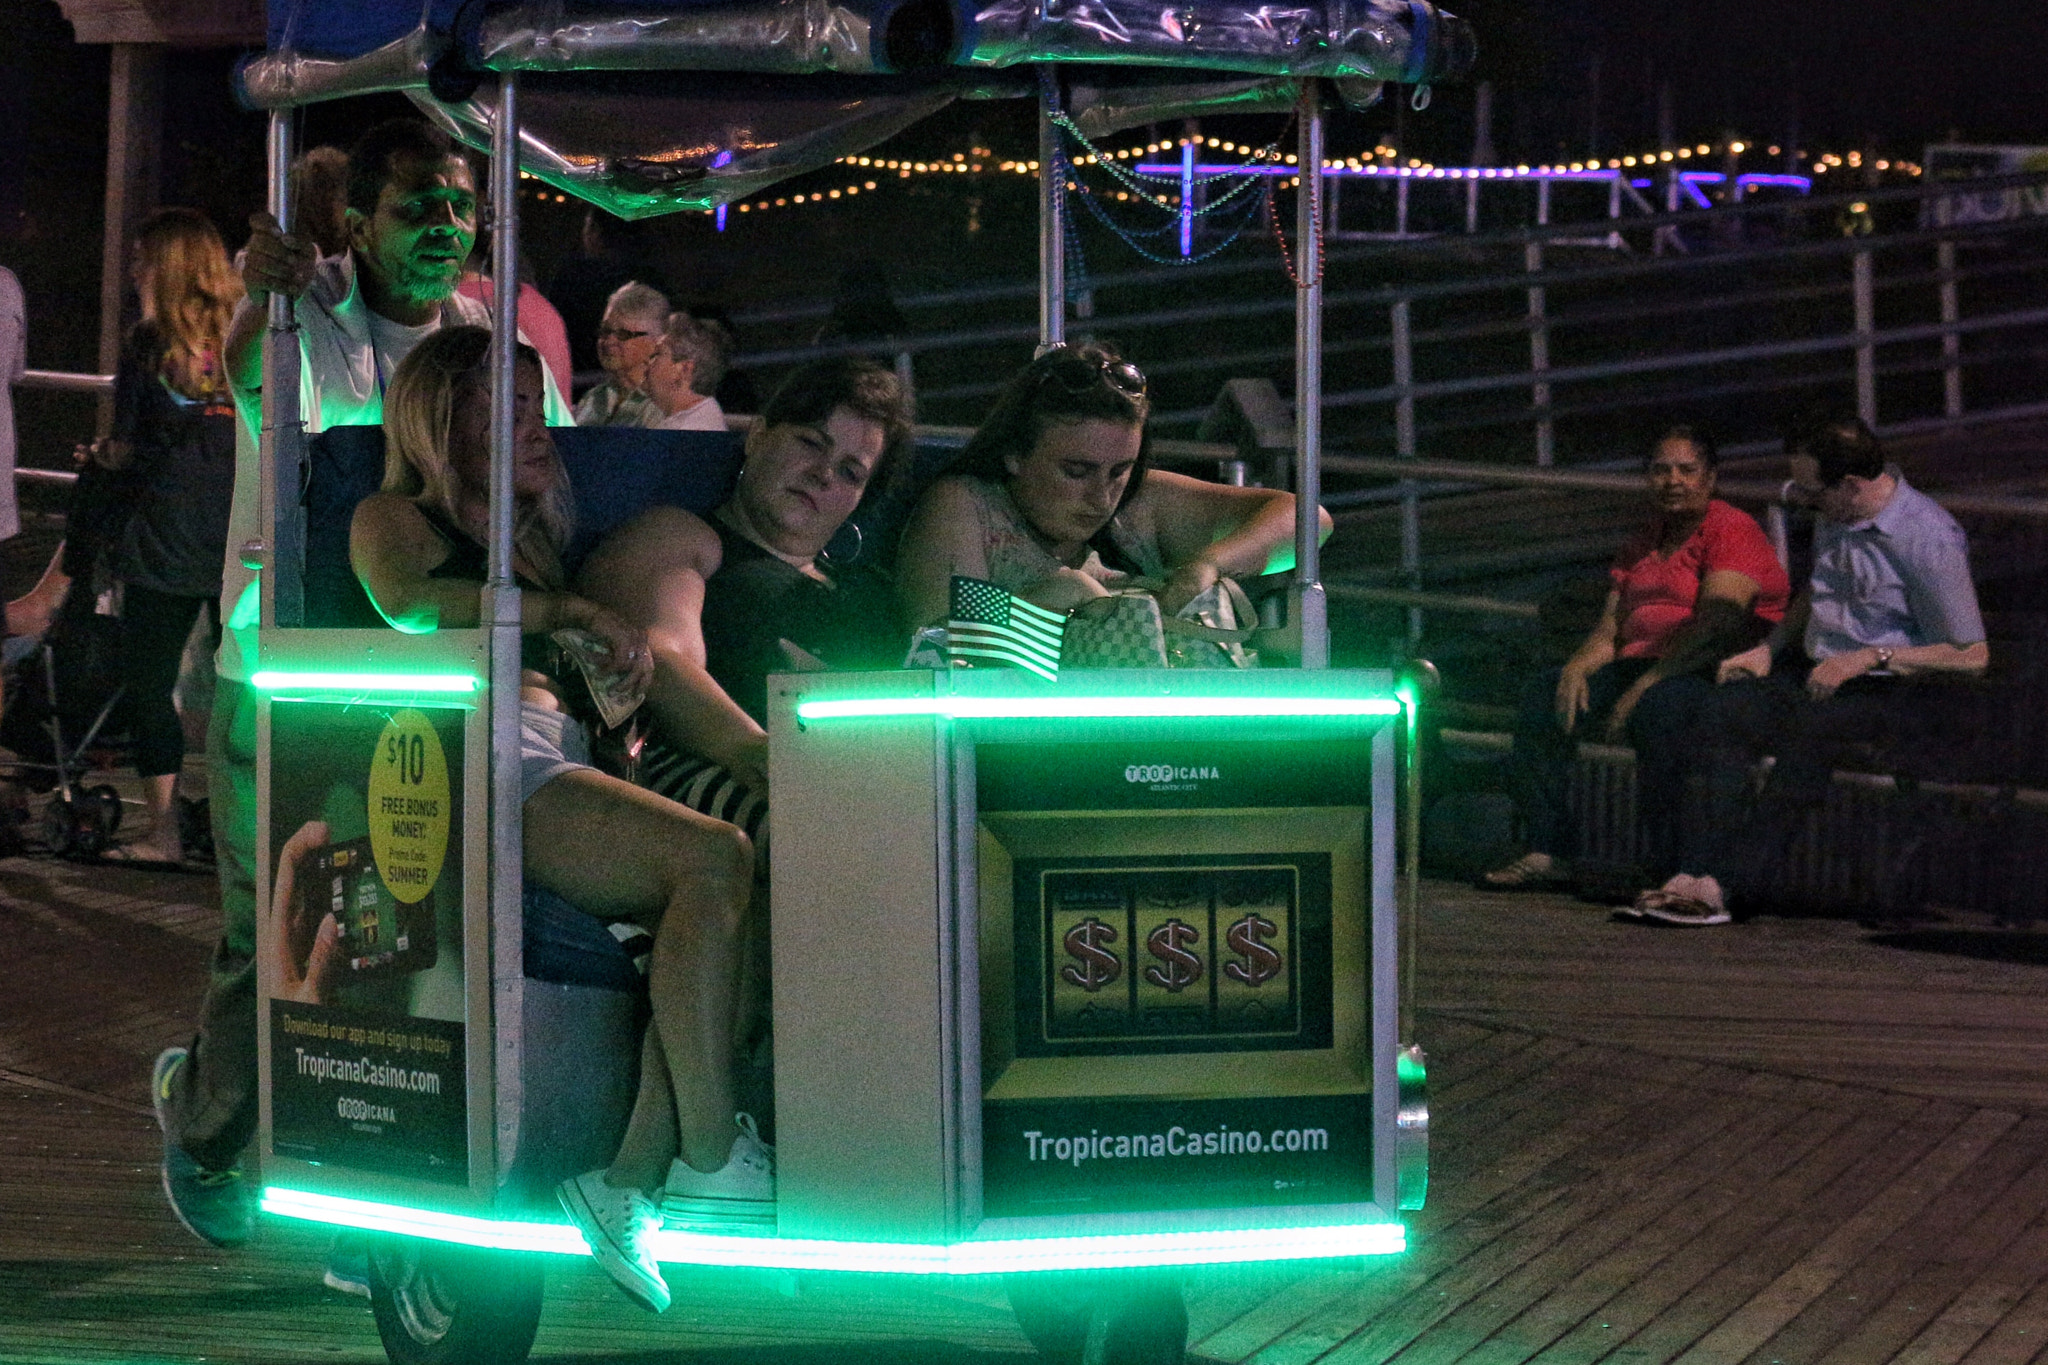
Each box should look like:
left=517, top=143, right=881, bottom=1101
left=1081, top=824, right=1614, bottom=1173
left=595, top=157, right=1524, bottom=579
left=1032, top=344, right=1147, bottom=400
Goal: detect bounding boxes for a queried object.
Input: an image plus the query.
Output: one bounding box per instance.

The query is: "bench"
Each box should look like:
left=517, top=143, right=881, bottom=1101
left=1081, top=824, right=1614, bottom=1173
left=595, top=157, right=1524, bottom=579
left=1429, top=662, right=2048, bottom=922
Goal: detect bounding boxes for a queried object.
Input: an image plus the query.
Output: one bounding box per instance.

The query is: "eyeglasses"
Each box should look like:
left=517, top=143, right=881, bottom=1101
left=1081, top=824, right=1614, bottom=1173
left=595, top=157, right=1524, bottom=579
left=1033, top=344, right=1147, bottom=400
left=598, top=326, right=658, bottom=342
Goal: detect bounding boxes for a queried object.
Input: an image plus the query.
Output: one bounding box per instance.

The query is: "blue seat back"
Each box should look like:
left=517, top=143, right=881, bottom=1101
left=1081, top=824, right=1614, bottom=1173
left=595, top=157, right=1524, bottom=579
left=302, top=425, right=746, bottom=627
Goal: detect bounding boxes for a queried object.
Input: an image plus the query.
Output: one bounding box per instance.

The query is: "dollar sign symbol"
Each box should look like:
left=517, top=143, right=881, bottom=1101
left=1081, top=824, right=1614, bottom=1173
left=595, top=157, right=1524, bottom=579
left=1224, top=913, right=1283, bottom=987
left=1061, top=917, right=1122, bottom=992
left=1144, top=918, right=1203, bottom=993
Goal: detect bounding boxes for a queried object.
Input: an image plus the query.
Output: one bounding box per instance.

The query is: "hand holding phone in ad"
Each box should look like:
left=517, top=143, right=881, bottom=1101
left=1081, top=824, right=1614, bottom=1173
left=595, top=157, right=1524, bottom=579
left=269, top=819, right=340, bottom=1004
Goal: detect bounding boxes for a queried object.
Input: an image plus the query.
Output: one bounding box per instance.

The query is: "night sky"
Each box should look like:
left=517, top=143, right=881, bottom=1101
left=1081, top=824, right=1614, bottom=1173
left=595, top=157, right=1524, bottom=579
left=0, top=0, right=2043, bottom=383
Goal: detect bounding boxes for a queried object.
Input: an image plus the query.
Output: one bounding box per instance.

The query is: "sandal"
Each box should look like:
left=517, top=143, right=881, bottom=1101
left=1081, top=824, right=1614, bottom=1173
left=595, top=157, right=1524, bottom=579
left=93, top=843, right=195, bottom=873
left=1476, top=853, right=1569, bottom=891
left=1628, top=885, right=1729, bottom=927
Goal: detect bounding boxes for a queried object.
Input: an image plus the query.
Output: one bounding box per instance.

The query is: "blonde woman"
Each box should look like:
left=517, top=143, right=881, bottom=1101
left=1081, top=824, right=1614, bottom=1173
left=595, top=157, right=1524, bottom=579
left=350, top=326, right=771, bottom=1314
left=92, top=209, right=245, bottom=866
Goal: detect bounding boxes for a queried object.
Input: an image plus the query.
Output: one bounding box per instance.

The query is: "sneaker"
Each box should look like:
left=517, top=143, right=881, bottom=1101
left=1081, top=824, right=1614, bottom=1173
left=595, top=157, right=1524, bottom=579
left=557, top=1169, right=670, bottom=1313
left=660, top=1113, right=777, bottom=1229
left=151, top=1047, right=254, bottom=1248
left=322, top=1231, right=371, bottom=1297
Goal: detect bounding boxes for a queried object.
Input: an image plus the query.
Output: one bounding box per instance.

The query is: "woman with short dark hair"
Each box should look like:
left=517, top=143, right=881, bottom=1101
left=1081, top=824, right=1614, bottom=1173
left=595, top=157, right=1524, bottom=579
left=579, top=356, right=915, bottom=821
left=1480, top=425, right=1791, bottom=891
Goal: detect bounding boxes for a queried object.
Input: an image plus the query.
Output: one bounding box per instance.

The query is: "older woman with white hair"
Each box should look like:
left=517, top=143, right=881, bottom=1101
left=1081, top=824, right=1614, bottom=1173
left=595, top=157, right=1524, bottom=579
left=575, top=279, right=669, bottom=427
left=351, top=325, right=770, bottom=1315
left=641, top=310, right=730, bottom=432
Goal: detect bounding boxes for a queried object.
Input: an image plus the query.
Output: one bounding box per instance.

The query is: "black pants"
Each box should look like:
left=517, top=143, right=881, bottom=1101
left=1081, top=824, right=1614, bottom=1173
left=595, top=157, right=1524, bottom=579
left=1509, top=658, right=1716, bottom=877
left=1689, top=668, right=1958, bottom=902
left=117, top=583, right=217, bottom=779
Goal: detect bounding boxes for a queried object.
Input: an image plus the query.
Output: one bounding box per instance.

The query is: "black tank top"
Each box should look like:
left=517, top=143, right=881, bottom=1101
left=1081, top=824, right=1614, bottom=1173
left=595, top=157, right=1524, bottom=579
left=416, top=504, right=560, bottom=675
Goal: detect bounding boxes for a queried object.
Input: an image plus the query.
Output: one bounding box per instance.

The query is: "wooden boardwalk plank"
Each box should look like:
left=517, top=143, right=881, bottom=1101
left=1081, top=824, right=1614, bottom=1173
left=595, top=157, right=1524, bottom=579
left=1524, top=1101, right=1942, bottom=1364
left=1257, top=1085, right=1757, bottom=1365
left=1596, top=1099, right=1963, bottom=1364
left=1445, top=1081, right=1829, bottom=1365
left=1821, top=1135, right=2048, bottom=1365
left=1671, top=1107, right=2018, bottom=1364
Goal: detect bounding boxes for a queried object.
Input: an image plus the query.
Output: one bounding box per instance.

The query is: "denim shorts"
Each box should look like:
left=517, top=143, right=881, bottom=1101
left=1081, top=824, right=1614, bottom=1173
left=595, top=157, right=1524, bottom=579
left=519, top=700, right=594, bottom=806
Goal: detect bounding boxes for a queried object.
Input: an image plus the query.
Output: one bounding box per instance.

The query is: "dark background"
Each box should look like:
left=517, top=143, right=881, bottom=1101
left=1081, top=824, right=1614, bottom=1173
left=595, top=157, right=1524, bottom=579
left=1, top=0, right=2043, bottom=442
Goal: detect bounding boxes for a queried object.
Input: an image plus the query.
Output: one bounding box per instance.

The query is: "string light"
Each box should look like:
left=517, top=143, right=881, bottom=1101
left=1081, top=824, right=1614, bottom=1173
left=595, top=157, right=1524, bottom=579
left=543, top=136, right=1924, bottom=227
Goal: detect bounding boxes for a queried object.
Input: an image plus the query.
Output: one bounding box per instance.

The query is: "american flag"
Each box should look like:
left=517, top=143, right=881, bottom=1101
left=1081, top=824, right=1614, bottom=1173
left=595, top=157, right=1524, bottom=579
left=947, top=576, right=1064, bottom=681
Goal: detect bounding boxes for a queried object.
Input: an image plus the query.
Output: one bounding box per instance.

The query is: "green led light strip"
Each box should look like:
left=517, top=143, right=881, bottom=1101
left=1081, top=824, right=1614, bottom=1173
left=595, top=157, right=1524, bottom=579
left=796, top=696, right=1401, bottom=722
left=251, top=671, right=480, bottom=694
left=261, top=1188, right=1404, bottom=1271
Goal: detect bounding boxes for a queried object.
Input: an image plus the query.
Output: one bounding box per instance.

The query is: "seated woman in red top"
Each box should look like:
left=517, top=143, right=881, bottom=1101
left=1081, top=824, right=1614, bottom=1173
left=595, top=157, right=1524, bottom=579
left=1481, top=426, right=1790, bottom=889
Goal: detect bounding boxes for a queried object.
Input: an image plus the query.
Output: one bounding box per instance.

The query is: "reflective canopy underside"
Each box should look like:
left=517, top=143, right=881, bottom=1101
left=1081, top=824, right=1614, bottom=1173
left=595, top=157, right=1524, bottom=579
left=239, top=0, right=1471, bottom=216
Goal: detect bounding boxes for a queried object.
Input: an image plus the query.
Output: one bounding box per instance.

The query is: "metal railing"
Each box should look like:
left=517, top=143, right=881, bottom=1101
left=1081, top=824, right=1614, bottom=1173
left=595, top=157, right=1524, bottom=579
left=727, top=172, right=2048, bottom=458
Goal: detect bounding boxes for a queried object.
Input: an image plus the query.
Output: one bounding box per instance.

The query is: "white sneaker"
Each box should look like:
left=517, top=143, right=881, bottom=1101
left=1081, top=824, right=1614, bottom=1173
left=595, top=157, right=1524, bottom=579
left=661, top=1113, right=776, bottom=1229
left=557, top=1169, right=670, bottom=1312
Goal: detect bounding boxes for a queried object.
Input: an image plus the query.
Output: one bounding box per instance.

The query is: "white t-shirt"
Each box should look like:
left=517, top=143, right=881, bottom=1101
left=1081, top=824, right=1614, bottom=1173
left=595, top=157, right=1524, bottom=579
left=365, top=311, right=439, bottom=390
left=650, top=394, right=728, bottom=433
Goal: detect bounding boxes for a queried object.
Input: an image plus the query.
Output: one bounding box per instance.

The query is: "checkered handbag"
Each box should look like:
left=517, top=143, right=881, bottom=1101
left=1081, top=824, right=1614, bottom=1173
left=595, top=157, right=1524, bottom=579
left=1060, top=592, right=1171, bottom=669
left=1160, top=577, right=1260, bottom=669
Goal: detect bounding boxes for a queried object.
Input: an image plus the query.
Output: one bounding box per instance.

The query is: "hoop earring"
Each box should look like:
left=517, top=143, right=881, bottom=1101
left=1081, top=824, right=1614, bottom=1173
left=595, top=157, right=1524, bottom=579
left=820, top=521, right=864, bottom=565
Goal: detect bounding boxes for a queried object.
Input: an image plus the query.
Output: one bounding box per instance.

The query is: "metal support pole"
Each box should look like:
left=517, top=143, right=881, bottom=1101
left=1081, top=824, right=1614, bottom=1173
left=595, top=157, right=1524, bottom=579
left=1038, top=74, right=1065, bottom=352
left=258, top=110, right=302, bottom=631
left=1396, top=176, right=1410, bottom=237
left=1854, top=248, right=1878, bottom=427
left=486, top=74, right=527, bottom=1160
left=97, top=44, right=163, bottom=438
left=1526, top=239, right=1553, bottom=468
left=1939, top=240, right=1963, bottom=418
left=1391, top=297, right=1420, bottom=645
left=1179, top=124, right=1197, bottom=258
left=1293, top=83, right=1329, bottom=669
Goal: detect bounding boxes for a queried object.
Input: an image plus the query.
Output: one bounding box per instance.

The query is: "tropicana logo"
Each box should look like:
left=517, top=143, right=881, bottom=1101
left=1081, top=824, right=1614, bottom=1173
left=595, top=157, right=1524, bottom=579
left=1124, top=764, right=1221, bottom=784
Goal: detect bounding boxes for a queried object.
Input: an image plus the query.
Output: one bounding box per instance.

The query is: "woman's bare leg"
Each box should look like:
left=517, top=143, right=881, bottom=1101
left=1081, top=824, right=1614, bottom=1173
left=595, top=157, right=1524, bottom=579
left=609, top=1034, right=677, bottom=1191
left=523, top=768, right=754, bottom=1187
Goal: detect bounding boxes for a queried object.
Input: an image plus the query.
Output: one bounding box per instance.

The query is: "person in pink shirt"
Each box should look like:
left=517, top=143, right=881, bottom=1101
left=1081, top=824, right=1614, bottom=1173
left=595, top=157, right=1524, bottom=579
left=456, top=238, right=574, bottom=400
left=1481, top=425, right=1790, bottom=890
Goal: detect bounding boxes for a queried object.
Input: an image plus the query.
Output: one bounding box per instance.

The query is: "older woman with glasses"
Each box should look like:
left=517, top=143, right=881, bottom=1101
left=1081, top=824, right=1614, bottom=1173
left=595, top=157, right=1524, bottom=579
left=575, top=280, right=669, bottom=427
left=897, top=341, right=1328, bottom=628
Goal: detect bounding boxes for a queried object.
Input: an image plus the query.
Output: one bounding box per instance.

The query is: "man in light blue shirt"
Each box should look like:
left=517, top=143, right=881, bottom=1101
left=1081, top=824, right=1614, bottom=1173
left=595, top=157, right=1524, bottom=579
left=1631, top=417, right=1988, bottom=926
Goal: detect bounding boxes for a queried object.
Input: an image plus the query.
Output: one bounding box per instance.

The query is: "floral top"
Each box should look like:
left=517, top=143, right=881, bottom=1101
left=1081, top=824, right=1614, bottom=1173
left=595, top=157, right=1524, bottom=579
left=956, top=475, right=1165, bottom=595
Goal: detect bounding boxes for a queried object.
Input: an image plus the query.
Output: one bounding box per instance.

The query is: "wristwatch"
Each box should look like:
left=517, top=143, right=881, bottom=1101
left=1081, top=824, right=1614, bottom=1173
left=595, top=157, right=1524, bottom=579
left=1872, top=646, right=1894, bottom=673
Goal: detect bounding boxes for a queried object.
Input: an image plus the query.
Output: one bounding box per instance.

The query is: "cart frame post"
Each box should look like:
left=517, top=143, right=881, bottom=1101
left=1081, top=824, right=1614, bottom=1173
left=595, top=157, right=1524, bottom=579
left=1293, top=82, right=1329, bottom=668
left=258, top=109, right=301, bottom=632
left=1038, top=71, right=1065, bottom=353
left=486, top=73, right=527, bottom=1177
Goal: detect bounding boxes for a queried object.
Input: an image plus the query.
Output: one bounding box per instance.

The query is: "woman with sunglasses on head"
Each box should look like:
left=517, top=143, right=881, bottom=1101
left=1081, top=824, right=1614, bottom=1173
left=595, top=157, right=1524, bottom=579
left=897, top=341, right=1330, bottom=629
left=574, top=280, right=669, bottom=427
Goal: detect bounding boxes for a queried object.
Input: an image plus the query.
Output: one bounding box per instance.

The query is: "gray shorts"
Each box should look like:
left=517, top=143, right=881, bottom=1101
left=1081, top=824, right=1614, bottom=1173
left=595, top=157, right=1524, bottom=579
left=520, top=700, right=595, bottom=806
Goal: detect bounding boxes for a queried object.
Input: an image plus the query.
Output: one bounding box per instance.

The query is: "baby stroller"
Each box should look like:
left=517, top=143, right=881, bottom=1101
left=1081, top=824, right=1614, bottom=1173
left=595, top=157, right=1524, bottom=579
left=0, top=576, right=131, bottom=858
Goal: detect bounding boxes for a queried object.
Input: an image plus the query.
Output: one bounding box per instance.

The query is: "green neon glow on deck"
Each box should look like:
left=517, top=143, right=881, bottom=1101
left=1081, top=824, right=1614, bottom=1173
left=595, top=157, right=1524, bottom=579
left=261, top=1188, right=1403, bottom=1270
left=251, top=671, right=480, bottom=694
left=796, top=696, right=1401, bottom=722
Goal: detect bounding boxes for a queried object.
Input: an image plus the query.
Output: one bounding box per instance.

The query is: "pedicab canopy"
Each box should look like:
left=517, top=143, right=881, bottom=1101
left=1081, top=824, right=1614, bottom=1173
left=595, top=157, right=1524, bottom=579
left=236, top=0, right=1473, bottom=215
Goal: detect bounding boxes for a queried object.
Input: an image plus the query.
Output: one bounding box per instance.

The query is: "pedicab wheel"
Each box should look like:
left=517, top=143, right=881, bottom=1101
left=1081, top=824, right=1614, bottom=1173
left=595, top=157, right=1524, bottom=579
left=367, top=1236, right=544, bottom=1365
left=1007, top=1272, right=1188, bottom=1365
left=88, top=785, right=122, bottom=841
